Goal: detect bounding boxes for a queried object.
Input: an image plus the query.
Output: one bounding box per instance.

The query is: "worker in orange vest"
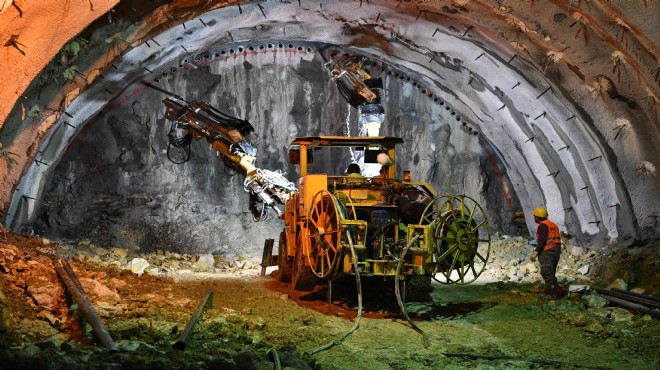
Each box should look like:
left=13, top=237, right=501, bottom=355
left=530, top=207, right=562, bottom=300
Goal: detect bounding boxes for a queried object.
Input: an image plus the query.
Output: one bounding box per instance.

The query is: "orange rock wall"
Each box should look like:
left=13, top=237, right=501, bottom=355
left=0, top=0, right=119, bottom=125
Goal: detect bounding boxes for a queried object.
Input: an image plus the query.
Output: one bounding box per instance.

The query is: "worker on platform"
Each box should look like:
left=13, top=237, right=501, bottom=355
left=530, top=207, right=562, bottom=300
left=377, top=165, right=389, bottom=178
left=345, top=163, right=364, bottom=183
left=371, top=165, right=389, bottom=184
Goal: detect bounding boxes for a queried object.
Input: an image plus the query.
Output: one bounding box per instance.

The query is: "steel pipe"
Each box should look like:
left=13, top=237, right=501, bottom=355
left=597, top=293, right=660, bottom=317
left=610, top=288, right=660, bottom=304
left=595, top=288, right=660, bottom=309
left=60, top=259, right=87, bottom=295
left=173, top=288, right=213, bottom=350
left=54, top=259, right=118, bottom=352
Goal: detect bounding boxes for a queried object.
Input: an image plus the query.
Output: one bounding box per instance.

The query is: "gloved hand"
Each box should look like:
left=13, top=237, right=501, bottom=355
left=530, top=251, right=538, bottom=262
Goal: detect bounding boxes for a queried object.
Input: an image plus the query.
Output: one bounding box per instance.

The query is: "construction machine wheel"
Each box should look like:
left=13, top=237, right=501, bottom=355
left=306, top=190, right=344, bottom=279
left=292, top=231, right=316, bottom=291
left=421, top=195, right=491, bottom=284
left=278, top=231, right=292, bottom=283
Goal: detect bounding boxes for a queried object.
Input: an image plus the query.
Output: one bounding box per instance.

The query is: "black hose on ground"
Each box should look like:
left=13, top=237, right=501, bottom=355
left=305, top=230, right=363, bottom=356
left=394, top=234, right=427, bottom=339
left=266, top=347, right=281, bottom=370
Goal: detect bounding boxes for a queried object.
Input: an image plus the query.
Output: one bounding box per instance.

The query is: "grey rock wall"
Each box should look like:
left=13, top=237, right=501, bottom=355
left=4, top=1, right=659, bottom=259
left=30, top=45, right=518, bottom=256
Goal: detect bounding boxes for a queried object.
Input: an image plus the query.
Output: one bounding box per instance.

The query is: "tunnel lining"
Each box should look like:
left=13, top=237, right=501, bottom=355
left=3, top=1, right=648, bottom=245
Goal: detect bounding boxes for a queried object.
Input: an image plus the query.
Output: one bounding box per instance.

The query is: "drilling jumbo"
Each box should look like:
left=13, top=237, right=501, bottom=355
left=147, top=54, right=492, bottom=303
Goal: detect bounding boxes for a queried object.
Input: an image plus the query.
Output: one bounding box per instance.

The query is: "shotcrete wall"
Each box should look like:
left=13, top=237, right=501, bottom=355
left=25, top=44, right=518, bottom=256
left=3, top=2, right=657, bottom=254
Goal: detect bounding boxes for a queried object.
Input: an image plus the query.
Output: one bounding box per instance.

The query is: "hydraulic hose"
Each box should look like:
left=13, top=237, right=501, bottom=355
left=365, top=220, right=399, bottom=248
left=305, top=229, right=363, bottom=356
left=266, top=347, right=281, bottom=370
left=394, top=234, right=425, bottom=336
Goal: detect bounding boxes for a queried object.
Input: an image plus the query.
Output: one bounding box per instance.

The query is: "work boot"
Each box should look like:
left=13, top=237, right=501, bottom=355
left=540, top=284, right=557, bottom=301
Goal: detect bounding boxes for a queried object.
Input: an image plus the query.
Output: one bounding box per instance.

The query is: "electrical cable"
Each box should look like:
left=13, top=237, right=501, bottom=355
left=305, top=230, right=362, bottom=356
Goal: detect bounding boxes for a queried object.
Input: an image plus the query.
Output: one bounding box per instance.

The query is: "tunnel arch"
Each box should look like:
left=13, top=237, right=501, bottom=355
left=2, top=1, right=658, bottom=251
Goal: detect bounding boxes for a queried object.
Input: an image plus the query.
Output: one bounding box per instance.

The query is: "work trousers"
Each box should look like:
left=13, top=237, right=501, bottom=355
left=538, top=246, right=561, bottom=288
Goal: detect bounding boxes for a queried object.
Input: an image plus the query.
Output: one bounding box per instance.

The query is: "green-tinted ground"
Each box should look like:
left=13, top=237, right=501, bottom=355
left=1, top=232, right=659, bottom=369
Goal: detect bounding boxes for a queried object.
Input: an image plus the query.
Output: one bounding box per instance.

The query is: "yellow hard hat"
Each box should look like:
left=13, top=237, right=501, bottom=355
left=533, top=207, right=548, bottom=218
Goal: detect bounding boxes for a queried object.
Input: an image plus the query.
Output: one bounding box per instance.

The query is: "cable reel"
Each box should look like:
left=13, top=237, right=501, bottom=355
left=420, top=195, right=492, bottom=285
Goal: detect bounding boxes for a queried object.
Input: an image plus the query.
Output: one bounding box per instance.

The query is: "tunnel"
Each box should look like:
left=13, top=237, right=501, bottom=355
left=1, top=0, right=658, bottom=254
left=0, top=1, right=659, bottom=369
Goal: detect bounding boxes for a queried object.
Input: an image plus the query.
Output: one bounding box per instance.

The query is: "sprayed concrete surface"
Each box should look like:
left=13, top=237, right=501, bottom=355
left=1, top=3, right=659, bottom=252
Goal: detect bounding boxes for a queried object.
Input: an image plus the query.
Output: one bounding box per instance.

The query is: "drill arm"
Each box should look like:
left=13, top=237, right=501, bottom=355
left=159, top=93, right=297, bottom=220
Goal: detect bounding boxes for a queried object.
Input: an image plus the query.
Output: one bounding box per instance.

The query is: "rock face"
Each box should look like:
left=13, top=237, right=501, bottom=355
left=27, top=46, right=519, bottom=256
left=2, top=0, right=660, bottom=262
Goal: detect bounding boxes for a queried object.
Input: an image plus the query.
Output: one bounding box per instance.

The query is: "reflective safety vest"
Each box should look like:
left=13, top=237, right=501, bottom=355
left=537, top=219, right=561, bottom=251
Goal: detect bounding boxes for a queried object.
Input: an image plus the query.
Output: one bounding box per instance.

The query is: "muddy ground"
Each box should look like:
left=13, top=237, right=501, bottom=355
left=1, top=230, right=659, bottom=370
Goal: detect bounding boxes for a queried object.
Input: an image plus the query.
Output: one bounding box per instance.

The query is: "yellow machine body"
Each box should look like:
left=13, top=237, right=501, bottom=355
left=276, top=136, right=491, bottom=292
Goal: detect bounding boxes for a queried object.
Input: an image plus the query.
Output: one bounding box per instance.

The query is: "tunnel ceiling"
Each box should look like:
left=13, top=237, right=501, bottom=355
left=0, top=0, right=659, bottom=250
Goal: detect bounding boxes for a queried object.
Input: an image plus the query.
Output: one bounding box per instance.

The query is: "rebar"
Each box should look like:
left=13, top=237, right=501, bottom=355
left=536, top=87, right=551, bottom=99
